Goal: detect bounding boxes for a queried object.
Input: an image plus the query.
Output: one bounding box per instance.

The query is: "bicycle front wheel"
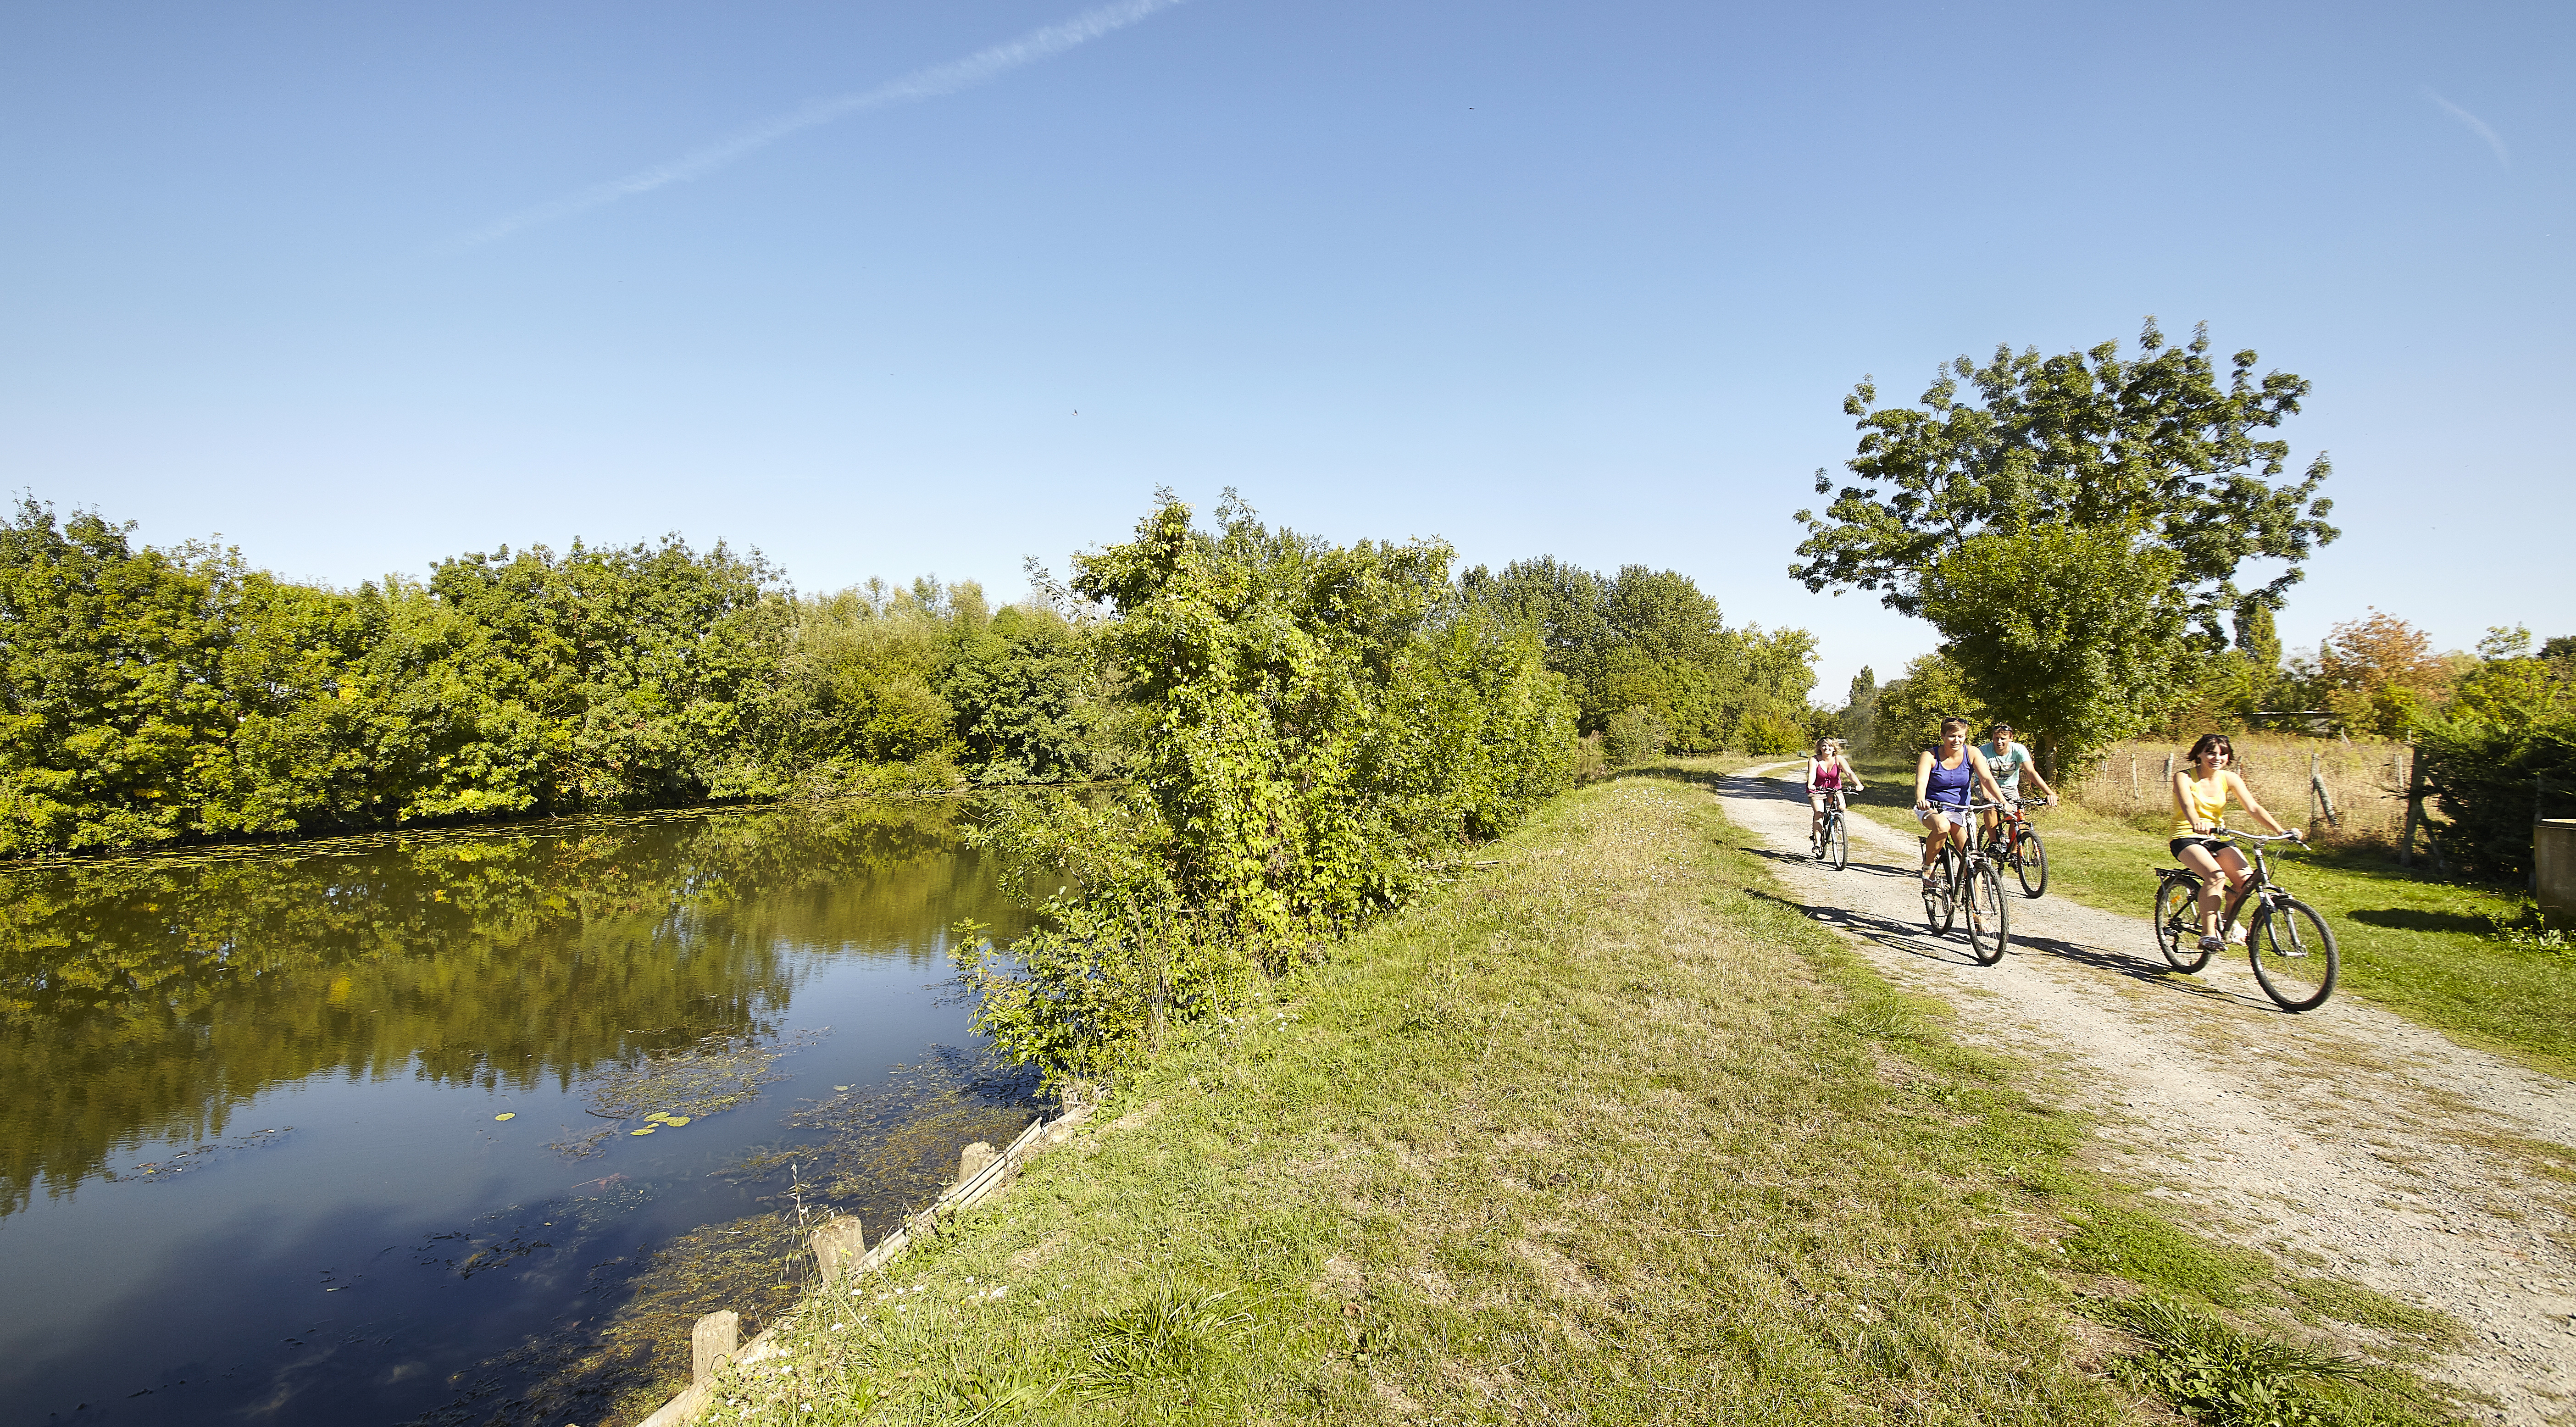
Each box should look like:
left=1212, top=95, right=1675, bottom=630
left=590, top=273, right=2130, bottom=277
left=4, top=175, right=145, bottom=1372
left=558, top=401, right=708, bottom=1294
left=2155, top=877, right=2210, bottom=972
left=2015, top=826, right=2049, bottom=898
left=1965, top=861, right=2010, bottom=965
left=1829, top=814, right=1849, bottom=871
left=2249, top=899, right=2339, bottom=1012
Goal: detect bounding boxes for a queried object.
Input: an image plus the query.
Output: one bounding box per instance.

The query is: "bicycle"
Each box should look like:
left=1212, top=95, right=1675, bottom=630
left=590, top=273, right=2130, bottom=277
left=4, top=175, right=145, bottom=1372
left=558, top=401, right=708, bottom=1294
left=2151, top=829, right=2339, bottom=1012
left=1978, top=796, right=2049, bottom=899
left=1809, top=787, right=1851, bottom=871
left=1920, top=798, right=2010, bottom=965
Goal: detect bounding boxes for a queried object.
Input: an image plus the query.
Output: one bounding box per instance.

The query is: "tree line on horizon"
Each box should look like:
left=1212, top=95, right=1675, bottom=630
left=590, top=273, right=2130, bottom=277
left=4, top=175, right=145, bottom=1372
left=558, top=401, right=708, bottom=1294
left=0, top=493, right=1818, bottom=859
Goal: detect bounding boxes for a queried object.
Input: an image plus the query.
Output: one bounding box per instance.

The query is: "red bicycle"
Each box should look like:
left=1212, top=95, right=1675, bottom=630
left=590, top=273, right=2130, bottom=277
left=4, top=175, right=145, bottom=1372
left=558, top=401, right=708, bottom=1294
left=1977, top=797, right=2049, bottom=899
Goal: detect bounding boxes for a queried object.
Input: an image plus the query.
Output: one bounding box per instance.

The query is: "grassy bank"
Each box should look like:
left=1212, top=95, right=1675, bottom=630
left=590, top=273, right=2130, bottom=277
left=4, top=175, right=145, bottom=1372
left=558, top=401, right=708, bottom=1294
left=694, top=767, right=2465, bottom=1425
left=1829, top=756, right=2576, bottom=1080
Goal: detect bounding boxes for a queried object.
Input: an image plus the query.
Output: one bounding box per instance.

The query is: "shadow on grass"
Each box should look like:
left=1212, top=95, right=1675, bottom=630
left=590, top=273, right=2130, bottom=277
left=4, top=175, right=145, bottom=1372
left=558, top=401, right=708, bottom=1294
left=2345, top=907, right=2493, bottom=935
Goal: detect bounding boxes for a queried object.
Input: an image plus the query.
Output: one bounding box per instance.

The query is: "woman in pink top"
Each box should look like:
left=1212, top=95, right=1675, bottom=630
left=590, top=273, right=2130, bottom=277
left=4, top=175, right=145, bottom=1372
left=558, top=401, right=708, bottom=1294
left=1806, top=737, right=1863, bottom=845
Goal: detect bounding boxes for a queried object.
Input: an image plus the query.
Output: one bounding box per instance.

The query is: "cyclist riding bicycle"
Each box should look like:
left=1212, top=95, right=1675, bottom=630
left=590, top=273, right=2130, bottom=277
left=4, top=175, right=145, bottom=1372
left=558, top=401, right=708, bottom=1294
left=2170, top=732, right=2303, bottom=953
left=1914, top=717, right=2010, bottom=888
left=1805, top=737, right=1865, bottom=845
left=1975, top=722, right=2058, bottom=844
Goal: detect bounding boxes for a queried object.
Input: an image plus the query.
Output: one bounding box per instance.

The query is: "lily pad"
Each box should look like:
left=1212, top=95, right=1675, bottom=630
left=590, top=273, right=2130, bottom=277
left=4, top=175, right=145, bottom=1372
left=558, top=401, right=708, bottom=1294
left=494, top=1112, right=516, bottom=1122
left=629, top=1127, right=657, bottom=1136
left=645, top=1112, right=672, bottom=1123
left=661, top=1116, right=691, bottom=1127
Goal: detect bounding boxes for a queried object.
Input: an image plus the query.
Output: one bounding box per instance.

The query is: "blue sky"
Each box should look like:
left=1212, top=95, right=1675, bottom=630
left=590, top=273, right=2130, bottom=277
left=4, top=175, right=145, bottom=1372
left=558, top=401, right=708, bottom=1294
left=2, top=0, right=2567, bottom=701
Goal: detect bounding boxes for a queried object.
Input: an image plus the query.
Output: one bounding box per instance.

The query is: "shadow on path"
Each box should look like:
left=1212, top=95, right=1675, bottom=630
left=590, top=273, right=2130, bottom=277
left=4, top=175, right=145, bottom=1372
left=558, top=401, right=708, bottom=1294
left=1719, top=772, right=2304, bottom=1014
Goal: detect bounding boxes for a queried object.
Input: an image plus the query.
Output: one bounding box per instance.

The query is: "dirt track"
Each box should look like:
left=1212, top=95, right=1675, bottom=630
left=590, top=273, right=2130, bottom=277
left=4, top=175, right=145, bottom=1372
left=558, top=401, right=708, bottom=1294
left=1714, top=766, right=2576, bottom=1426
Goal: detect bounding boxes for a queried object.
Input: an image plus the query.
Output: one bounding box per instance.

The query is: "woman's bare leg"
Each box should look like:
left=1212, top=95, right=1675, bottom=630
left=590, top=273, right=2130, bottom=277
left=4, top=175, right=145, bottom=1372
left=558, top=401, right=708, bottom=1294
left=1921, top=811, right=1955, bottom=879
left=2214, top=846, right=2256, bottom=936
left=2176, top=842, right=2227, bottom=935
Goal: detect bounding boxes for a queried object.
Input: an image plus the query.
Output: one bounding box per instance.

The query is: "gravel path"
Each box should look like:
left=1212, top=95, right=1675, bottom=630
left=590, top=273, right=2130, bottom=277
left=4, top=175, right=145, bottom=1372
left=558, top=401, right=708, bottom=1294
left=1715, top=765, right=2576, bottom=1425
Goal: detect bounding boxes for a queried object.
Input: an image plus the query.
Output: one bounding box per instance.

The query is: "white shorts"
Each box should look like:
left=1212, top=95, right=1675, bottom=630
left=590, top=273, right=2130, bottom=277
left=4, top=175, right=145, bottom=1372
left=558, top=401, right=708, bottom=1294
left=1916, top=803, right=1967, bottom=828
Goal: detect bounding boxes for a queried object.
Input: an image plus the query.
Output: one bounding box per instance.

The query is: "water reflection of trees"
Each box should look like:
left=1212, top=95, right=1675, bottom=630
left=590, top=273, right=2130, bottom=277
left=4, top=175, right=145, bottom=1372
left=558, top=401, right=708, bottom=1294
left=0, top=798, right=1026, bottom=1217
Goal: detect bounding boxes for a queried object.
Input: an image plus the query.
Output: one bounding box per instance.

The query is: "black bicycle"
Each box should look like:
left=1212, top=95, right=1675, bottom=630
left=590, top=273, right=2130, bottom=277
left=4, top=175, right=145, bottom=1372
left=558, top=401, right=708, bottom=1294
left=1979, top=797, right=2049, bottom=898
left=1809, top=787, right=1851, bottom=870
left=1921, top=799, right=2010, bottom=965
left=2151, top=829, right=2339, bottom=1011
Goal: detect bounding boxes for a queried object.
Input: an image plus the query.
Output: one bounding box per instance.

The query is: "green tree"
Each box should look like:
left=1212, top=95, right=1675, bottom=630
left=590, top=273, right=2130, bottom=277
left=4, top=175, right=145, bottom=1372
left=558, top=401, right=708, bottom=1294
left=2315, top=609, right=2456, bottom=739
left=1841, top=666, right=1879, bottom=756
left=1792, top=319, right=2336, bottom=639
left=0, top=499, right=316, bottom=852
left=426, top=535, right=798, bottom=809
left=940, top=603, right=1115, bottom=784
left=1459, top=556, right=1614, bottom=685
left=1463, top=559, right=1814, bottom=749
left=1915, top=527, right=2191, bottom=774
left=1872, top=651, right=1984, bottom=758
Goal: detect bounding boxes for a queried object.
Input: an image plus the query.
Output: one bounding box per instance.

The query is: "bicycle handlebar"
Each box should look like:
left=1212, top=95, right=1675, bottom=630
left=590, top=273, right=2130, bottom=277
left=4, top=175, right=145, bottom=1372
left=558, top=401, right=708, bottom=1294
left=2212, top=826, right=2306, bottom=844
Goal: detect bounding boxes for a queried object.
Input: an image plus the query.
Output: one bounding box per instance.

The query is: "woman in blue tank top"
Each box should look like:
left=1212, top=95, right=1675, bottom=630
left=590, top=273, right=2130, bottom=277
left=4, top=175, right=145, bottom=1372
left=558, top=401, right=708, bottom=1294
left=1913, top=716, right=2010, bottom=886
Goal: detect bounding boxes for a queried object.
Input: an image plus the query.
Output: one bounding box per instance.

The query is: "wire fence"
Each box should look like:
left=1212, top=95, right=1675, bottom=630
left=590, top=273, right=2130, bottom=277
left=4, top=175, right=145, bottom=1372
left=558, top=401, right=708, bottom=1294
left=2064, top=733, right=2415, bottom=846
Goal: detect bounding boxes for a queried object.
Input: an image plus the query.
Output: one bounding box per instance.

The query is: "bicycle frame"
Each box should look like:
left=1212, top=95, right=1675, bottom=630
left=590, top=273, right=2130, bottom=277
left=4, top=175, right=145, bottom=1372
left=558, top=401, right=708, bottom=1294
left=1955, top=800, right=2010, bottom=874
left=2157, top=830, right=2302, bottom=933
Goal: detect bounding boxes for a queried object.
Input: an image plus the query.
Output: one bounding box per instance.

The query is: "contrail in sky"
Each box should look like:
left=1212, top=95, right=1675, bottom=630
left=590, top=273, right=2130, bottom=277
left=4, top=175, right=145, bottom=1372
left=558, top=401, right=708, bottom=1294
left=457, top=0, right=1189, bottom=246
left=2423, top=88, right=2509, bottom=169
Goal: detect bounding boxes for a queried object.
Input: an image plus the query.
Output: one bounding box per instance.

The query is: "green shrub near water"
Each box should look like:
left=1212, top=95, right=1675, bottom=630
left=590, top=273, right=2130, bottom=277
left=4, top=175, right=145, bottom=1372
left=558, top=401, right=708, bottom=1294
left=955, top=496, right=1579, bottom=1087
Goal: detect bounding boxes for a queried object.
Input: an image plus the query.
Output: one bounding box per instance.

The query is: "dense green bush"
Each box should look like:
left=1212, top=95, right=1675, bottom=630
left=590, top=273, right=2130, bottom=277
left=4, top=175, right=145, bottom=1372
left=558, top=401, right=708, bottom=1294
left=1601, top=705, right=1669, bottom=766
left=956, top=497, right=1578, bottom=1086
left=2414, top=655, right=2576, bottom=879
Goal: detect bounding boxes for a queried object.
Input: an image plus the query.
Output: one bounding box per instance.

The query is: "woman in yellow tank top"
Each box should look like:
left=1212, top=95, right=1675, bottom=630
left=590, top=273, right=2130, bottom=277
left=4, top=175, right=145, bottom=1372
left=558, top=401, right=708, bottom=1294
left=2169, top=733, right=2301, bottom=953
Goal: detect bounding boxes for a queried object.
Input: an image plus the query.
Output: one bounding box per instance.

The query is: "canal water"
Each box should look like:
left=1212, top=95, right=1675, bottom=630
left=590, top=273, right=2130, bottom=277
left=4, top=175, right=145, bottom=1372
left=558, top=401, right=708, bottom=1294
left=0, top=798, right=1042, bottom=1427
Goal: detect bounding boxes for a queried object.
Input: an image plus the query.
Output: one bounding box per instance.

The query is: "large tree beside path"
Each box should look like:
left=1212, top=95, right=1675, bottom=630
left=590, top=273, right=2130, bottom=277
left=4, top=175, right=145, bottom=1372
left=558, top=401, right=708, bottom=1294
left=1793, top=319, right=2339, bottom=773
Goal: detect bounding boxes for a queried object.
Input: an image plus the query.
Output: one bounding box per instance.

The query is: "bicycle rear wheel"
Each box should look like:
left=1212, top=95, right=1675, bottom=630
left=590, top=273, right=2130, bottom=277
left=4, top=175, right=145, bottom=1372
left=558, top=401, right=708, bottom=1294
left=1965, top=861, right=2009, bottom=965
left=1829, top=813, right=1848, bottom=871
left=2249, top=898, right=2338, bottom=1012
left=1923, top=845, right=1957, bottom=934
left=2014, top=826, right=2049, bottom=899
left=2155, top=877, right=2210, bottom=972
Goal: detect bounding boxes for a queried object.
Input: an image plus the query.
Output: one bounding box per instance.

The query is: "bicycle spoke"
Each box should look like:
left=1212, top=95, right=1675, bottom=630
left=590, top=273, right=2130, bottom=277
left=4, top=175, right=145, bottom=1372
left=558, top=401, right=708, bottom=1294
left=2015, top=827, right=2048, bottom=898
left=2155, top=877, right=2209, bottom=972
left=1965, top=862, right=2008, bottom=964
left=2249, top=899, right=2338, bottom=1011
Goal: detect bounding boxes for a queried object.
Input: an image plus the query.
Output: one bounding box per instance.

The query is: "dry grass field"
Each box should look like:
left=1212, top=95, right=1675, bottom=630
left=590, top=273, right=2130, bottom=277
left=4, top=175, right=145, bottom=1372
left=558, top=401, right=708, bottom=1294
left=2061, top=733, right=2416, bottom=847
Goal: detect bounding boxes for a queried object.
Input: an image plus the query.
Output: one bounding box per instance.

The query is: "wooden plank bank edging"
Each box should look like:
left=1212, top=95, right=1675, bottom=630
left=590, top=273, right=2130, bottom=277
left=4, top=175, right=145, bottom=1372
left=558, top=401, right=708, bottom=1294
left=633, top=1101, right=1092, bottom=1427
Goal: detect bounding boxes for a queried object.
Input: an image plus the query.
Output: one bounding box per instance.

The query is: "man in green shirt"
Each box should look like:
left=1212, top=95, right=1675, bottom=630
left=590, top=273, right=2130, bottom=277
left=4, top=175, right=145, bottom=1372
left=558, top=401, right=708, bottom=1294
left=1975, top=722, right=2058, bottom=846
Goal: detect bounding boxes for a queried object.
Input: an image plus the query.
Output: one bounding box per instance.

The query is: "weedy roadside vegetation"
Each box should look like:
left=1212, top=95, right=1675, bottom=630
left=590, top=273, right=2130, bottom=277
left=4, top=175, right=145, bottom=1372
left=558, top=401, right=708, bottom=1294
left=700, top=770, right=2470, bottom=1426
left=1833, top=756, right=2576, bottom=1080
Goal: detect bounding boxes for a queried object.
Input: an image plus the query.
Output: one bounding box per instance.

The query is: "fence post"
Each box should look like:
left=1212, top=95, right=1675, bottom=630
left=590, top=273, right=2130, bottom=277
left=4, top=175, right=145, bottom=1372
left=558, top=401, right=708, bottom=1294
left=2400, top=745, right=2425, bottom=868
left=2541, top=775, right=2552, bottom=894
left=2130, top=756, right=2139, bottom=807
